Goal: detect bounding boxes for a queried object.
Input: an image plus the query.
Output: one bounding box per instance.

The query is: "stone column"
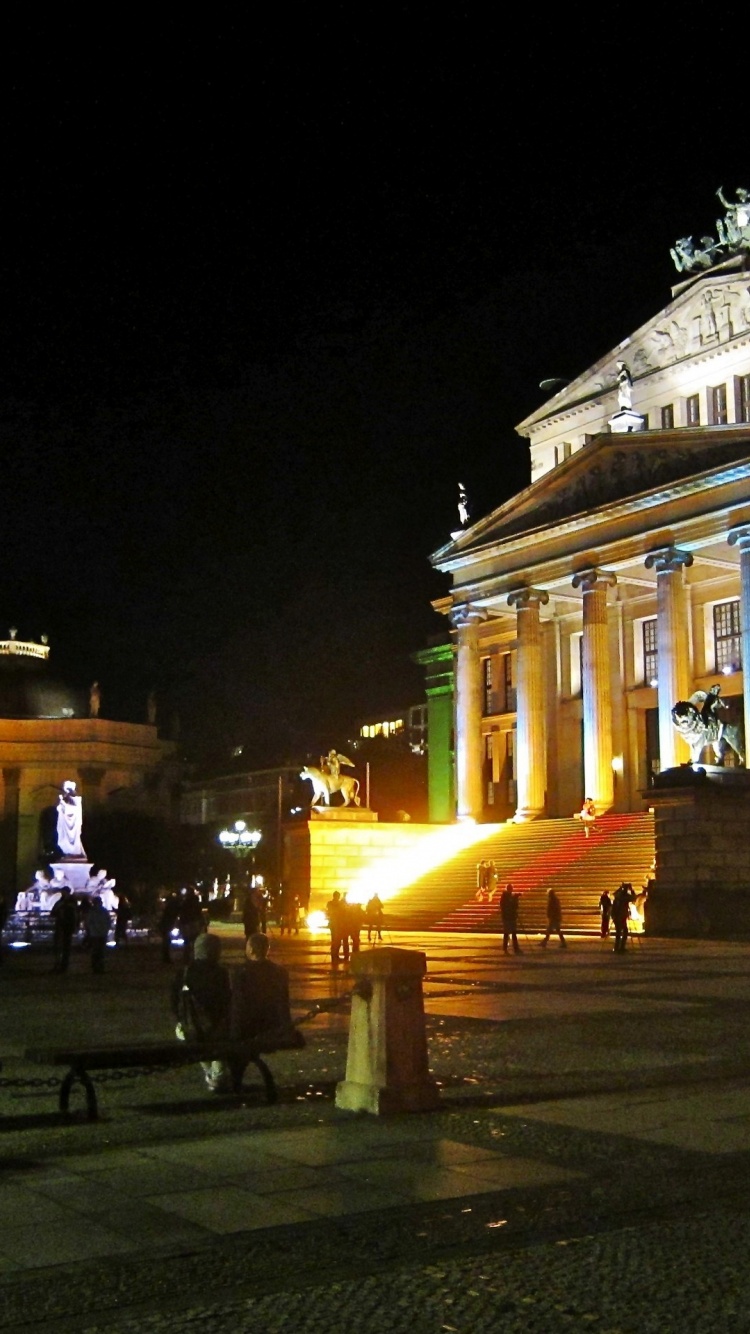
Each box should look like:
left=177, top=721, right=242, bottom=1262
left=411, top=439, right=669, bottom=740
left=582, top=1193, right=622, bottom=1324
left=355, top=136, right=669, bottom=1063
left=507, top=588, right=548, bottom=821
left=571, top=568, right=617, bottom=809
left=450, top=604, right=486, bottom=820
left=644, top=546, right=694, bottom=769
left=728, top=526, right=750, bottom=758
left=1, top=767, right=20, bottom=901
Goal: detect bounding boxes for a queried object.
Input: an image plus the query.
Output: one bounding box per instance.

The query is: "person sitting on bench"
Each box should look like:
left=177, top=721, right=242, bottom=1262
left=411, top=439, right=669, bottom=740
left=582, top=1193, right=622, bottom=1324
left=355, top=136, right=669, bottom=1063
left=229, top=932, right=294, bottom=1089
left=171, top=932, right=232, bottom=1093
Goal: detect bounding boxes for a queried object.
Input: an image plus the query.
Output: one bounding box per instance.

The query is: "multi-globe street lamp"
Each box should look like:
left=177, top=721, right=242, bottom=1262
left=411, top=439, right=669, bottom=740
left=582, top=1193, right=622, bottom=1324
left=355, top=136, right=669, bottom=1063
left=217, top=820, right=261, bottom=879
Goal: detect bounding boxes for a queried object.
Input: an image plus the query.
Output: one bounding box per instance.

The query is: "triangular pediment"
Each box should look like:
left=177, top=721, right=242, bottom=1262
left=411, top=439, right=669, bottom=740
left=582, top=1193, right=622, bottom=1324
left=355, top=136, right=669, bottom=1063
left=517, top=263, right=750, bottom=437
left=432, top=427, right=750, bottom=564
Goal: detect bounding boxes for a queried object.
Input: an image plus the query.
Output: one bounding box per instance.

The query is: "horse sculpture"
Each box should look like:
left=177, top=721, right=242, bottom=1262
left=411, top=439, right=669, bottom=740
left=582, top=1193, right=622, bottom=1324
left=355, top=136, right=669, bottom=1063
left=300, top=765, right=361, bottom=807
left=671, top=685, right=745, bottom=766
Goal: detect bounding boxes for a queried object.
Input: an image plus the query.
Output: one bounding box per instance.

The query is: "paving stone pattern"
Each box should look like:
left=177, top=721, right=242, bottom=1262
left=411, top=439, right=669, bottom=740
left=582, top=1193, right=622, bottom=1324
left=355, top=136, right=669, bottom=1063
left=1, top=928, right=750, bottom=1331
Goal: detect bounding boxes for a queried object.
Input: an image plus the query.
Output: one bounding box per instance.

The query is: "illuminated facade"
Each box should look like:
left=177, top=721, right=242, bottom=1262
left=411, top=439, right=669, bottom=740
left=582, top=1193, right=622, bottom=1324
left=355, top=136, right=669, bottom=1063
left=0, top=636, right=177, bottom=895
left=430, top=251, right=750, bottom=822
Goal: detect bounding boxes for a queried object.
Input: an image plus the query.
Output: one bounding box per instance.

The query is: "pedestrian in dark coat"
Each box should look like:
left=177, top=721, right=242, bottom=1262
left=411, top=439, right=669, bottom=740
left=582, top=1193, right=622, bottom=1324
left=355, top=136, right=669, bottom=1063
left=172, top=932, right=232, bottom=1092
left=50, top=888, right=78, bottom=973
left=87, top=896, right=111, bottom=973
left=599, top=890, right=612, bottom=938
left=499, top=883, right=522, bottom=954
left=611, top=883, right=636, bottom=953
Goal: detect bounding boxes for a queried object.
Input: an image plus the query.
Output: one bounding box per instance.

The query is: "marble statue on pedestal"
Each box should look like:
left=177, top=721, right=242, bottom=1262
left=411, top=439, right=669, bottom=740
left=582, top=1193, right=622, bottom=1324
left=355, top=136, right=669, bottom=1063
left=616, top=362, right=633, bottom=411
left=89, top=681, right=101, bottom=718
left=57, top=780, right=86, bottom=858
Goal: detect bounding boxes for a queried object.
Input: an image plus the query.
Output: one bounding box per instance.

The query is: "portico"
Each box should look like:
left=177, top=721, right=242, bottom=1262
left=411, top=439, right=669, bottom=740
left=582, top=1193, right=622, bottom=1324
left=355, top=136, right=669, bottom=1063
left=428, top=197, right=750, bottom=822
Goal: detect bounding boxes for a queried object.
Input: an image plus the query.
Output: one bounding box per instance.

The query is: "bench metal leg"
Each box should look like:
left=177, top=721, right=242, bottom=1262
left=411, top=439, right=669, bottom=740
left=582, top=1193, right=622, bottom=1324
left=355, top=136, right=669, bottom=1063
left=60, top=1066, right=99, bottom=1120
left=249, top=1056, right=277, bottom=1104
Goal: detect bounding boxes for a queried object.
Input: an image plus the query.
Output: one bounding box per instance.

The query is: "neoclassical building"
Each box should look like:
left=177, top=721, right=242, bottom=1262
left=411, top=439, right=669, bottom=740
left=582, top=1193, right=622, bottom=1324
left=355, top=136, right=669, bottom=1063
left=430, top=196, right=750, bottom=824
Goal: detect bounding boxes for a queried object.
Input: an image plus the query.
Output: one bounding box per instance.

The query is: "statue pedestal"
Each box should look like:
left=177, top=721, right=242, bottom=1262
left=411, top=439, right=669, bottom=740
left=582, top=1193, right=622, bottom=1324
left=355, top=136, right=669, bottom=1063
left=336, top=948, right=440, bottom=1114
left=609, top=409, right=646, bottom=433
left=309, top=807, right=378, bottom=822
left=50, top=861, right=94, bottom=893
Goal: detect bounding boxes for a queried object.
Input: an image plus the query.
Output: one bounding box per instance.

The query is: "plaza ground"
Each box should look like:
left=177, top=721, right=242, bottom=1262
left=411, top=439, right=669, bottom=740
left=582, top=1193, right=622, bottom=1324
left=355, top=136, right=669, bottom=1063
left=1, top=925, right=750, bottom=1330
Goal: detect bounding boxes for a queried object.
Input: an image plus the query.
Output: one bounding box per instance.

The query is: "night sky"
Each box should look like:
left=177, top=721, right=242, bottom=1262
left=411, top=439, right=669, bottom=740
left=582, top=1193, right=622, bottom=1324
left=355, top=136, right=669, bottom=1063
left=0, top=10, right=745, bottom=765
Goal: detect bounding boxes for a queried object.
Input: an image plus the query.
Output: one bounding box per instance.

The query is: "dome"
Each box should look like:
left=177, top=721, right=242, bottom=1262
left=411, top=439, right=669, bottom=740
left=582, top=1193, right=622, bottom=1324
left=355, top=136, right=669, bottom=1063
left=0, top=634, right=86, bottom=719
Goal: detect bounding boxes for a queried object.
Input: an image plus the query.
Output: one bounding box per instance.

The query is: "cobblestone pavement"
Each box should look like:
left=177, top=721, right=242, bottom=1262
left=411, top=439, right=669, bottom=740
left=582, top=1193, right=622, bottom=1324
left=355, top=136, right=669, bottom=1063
left=2, top=929, right=750, bottom=1331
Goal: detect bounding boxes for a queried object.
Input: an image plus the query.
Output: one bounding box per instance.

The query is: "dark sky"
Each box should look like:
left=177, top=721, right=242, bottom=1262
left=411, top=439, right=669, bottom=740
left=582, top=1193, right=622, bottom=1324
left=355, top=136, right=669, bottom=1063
left=0, top=9, right=745, bottom=764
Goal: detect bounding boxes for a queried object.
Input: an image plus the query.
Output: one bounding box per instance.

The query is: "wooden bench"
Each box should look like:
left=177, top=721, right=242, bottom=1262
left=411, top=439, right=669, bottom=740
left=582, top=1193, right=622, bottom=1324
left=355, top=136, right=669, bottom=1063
left=25, top=1031, right=305, bottom=1120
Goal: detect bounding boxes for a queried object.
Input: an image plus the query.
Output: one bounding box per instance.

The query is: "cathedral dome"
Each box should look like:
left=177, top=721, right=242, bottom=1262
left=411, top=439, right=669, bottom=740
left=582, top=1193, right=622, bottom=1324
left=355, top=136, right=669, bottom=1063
left=0, top=633, right=86, bottom=719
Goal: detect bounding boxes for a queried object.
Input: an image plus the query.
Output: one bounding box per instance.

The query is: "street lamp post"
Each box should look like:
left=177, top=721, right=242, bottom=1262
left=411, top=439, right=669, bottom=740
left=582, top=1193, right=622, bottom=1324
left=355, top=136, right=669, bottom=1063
left=217, top=819, right=262, bottom=888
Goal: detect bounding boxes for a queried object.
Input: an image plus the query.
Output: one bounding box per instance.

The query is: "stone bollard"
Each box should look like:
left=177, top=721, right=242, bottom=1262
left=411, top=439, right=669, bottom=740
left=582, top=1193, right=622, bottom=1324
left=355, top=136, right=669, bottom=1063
left=335, top=946, right=440, bottom=1114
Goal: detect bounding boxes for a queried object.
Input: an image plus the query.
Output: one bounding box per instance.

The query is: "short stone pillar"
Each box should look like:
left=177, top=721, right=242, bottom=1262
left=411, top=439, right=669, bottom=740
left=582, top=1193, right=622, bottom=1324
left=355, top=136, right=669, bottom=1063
left=335, top=947, right=440, bottom=1114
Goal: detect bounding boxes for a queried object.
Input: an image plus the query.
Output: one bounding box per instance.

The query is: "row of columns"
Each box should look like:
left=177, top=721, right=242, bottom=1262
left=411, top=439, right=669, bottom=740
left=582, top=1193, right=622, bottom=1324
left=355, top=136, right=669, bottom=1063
left=450, top=541, right=744, bottom=822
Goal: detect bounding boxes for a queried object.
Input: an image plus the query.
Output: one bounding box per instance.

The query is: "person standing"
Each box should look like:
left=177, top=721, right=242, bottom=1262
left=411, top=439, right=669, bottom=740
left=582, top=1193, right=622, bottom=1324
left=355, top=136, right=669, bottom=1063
left=598, top=889, right=612, bottom=938
left=326, top=891, right=348, bottom=967
left=159, top=891, right=180, bottom=964
left=612, top=882, right=636, bottom=953
left=87, top=896, right=112, bottom=973
left=242, top=886, right=261, bottom=940
left=366, top=893, right=384, bottom=942
left=540, top=888, right=566, bottom=948
left=499, top=883, right=522, bottom=954
left=114, top=894, right=132, bottom=947
left=50, top=887, right=78, bottom=973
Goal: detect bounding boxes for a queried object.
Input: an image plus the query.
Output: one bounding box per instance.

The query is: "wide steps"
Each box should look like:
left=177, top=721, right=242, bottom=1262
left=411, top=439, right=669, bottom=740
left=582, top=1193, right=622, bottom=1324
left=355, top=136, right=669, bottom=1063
left=385, top=813, right=654, bottom=933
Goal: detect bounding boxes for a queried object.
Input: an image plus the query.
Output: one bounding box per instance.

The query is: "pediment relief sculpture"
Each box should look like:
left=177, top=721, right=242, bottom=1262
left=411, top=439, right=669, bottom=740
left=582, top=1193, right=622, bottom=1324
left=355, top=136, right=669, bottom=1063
left=468, top=436, right=750, bottom=547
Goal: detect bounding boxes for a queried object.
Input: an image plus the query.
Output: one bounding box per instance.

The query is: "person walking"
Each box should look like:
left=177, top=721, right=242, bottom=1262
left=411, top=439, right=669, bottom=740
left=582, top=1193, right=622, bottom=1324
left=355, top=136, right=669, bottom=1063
left=366, top=893, right=384, bottom=942
left=499, top=883, right=522, bottom=954
left=599, top=889, right=612, bottom=938
left=540, top=888, right=567, bottom=948
left=612, top=882, right=636, bottom=953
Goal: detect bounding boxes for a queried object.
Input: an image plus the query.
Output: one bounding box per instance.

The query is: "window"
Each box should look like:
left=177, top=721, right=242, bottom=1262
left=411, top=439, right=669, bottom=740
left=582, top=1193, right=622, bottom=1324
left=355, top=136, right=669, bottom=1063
left=714, top=601, right=742, bottom=673
left=570, top=632, right=583, bottom=697
left=686, top=394, right=700, bottom=425
left=482, top=657, right=493, bottom=716
left=710, top=384, right=728, bottom=425
left=736, top=374, right=750, bottom=423
left=661, top=403, right=674, bottom=429
left=499, top=652, right=516, bottom=713
left=643, top=618, right=658, bottom=686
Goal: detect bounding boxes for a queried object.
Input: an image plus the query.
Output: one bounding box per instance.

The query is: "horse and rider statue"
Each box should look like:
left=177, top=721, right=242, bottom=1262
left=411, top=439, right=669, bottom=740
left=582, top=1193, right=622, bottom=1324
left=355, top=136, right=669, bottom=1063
left=300, top=749, right=362, bottom=807
left=671, top=684, right=745, bottom=767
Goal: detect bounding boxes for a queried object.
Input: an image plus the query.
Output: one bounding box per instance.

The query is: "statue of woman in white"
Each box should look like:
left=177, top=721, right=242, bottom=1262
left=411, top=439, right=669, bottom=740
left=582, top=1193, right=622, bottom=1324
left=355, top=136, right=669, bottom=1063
left=57, top=780, right=86, bottom=858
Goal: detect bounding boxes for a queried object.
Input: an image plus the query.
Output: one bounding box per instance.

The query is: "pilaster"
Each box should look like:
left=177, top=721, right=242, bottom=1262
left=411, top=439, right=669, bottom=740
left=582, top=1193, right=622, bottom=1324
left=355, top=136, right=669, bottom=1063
left=728, top=526, right=750, bottom=761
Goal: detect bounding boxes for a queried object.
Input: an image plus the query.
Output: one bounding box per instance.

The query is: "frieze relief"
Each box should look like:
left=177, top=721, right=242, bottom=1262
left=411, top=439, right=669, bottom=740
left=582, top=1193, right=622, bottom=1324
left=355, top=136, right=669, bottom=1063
left=625, top=284, right=750, bottom=380
left=492, top=437, right=750, bottom=542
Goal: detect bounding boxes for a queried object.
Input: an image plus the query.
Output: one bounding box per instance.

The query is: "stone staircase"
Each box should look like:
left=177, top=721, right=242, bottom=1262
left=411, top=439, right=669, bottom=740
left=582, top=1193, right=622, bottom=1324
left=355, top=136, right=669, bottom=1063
left=385, top=812, right=655, bottom=933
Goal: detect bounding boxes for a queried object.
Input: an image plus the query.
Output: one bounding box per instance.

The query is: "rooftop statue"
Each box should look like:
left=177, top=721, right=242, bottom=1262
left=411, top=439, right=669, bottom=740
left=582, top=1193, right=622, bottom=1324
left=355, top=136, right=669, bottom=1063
left=671, top=684, right=745, bottom=767
left=671, top=186, right=750, bottom=273
left=616, top=361, right=633, bottom=411
left=57, top=779, right=86, bottom=858
left=89, top=680, right=101, bottom=718
left=457, top=482, right=469, bottom=527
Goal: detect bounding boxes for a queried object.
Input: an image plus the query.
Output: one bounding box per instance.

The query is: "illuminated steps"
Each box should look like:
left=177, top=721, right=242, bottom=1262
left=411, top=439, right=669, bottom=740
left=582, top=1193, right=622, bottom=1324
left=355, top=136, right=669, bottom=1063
left=383, top=813, right=655, bottom=934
